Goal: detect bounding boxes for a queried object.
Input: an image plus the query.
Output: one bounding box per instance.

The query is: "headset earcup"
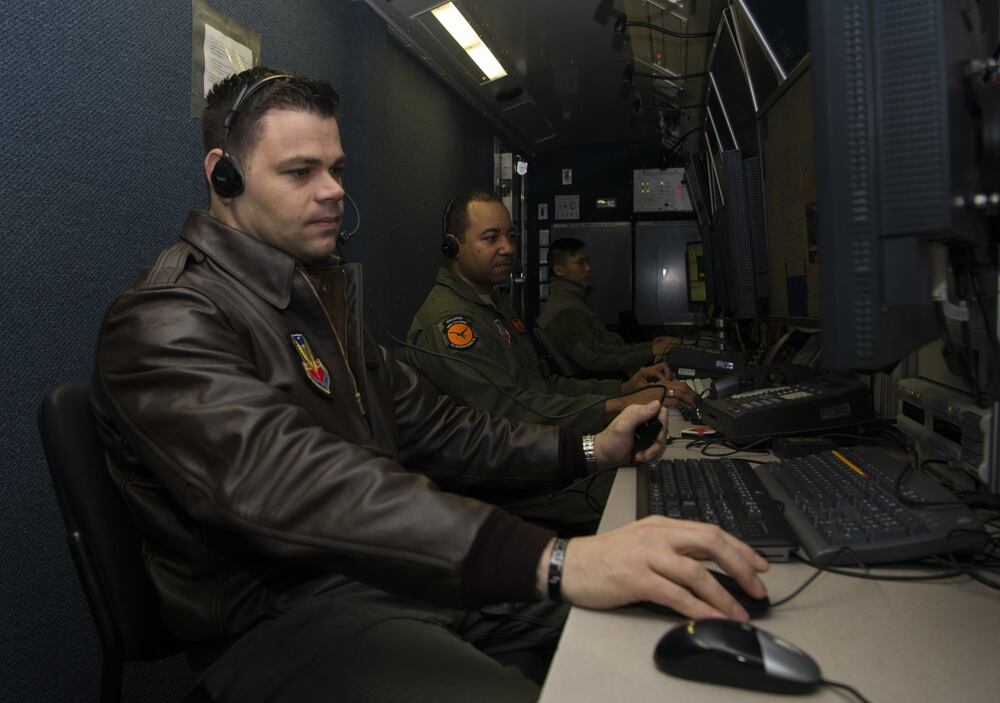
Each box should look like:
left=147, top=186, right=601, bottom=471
left=211, top=156, right=245, bottom=198
left=441, top=234, right=460, bottom=259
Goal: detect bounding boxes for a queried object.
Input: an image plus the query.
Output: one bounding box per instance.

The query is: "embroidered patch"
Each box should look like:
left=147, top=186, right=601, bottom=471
left=290, top=332, right=332, bottom=396
left=494, top=318, right=511, bottom=345
left=443, top=316, right=477, bottom=350
left=510, top=316, right=527, bottom=334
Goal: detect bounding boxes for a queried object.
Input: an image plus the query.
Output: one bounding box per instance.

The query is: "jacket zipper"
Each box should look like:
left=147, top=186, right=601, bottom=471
left=298, top=270, right=366, bottom=417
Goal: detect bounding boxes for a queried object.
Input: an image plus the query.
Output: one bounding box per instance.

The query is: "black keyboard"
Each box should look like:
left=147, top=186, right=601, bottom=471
left=757, top=446, right=987, bottom=565
left=636, top=457, right=799, bottom=561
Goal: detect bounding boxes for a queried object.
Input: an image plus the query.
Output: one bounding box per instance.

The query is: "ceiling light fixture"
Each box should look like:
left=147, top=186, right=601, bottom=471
left=431, top=3, right=507, bottom=81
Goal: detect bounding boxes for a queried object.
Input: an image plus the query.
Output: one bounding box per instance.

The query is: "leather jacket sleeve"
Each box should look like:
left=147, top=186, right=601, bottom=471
left=92, top=283, right=553, bottom=607
left=384, top=348, right=576, bottom=491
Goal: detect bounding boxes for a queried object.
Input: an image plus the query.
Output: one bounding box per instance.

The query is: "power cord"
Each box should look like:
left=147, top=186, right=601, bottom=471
left=820, top=679, right=872, bottom=703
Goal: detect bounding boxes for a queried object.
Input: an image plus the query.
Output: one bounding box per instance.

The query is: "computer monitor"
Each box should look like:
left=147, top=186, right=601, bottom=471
left=706, top=11, right=759, bottom=156
left=736, top=0, right=809, bottom=78
left=717, top=149, right=761, bottom=319
left=695, top=10, right=770, bottom=320
left=684, top=152, right=714, bottom=229
left=757, top=58, right=819, bottom=325
left=808, top=0, right=993, bottom=370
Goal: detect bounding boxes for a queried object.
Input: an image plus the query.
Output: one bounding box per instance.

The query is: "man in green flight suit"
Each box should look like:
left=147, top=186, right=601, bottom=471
left=403, top=190, right=691, bottom=435
left=537, top=237, right=682, bottom=380
left=404, top=190, right=691, bottom=533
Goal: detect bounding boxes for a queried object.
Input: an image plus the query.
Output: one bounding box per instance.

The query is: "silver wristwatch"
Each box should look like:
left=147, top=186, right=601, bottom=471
left=581, top=434, right=598, bottom=472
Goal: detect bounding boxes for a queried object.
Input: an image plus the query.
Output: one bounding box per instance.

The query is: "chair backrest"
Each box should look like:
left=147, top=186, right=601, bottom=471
left=532, top=326, right=579, bottom=377
left=38, top=381, right=182, bottom=700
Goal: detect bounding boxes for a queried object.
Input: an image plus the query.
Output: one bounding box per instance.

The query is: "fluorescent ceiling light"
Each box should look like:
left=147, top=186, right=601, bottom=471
left=431, top=2, right=507, bottom=81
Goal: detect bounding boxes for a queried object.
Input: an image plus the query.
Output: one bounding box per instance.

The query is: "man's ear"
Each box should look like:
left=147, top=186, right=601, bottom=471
left=551, top=262, right=566, bottom=278
left=204, top=148, right=225, bottom=188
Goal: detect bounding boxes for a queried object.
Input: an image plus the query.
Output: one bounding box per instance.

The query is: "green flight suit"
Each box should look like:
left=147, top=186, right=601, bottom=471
left=403, top=268, right=621, bottom=434
left=403, top=267, right=620, bottom=534
left=537, top=278, right=655, bottom=376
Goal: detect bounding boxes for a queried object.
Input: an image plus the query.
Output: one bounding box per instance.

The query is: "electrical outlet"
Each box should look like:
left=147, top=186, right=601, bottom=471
left=554, top=194, right=580, bottom=220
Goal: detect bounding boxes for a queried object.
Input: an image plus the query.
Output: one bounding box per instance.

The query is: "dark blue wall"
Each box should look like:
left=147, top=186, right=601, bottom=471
left=0, top=1, right=495, bottom=699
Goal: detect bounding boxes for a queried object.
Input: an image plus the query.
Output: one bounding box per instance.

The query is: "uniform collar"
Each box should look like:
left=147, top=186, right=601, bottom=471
left=434, top=266, right=501, bottom=308
left=179, top=210, right=307, bottom=309
left=550, top=277, right=588, bottom=300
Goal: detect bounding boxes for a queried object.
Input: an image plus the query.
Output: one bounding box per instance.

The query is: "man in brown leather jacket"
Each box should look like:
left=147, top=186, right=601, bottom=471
left=91, top=67, right=768, bottom=703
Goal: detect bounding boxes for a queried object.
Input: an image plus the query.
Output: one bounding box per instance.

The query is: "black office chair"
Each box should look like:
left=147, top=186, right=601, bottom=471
left=532, top=326, right=579, bottom=377
left=38, top=381, right=213, bottom=703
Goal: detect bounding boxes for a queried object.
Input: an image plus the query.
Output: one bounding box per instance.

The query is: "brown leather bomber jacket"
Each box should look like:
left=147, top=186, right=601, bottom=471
left=91, top=211, right=583, bottom=665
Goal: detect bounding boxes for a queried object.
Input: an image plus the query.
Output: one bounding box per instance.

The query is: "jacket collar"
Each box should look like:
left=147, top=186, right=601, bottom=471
left=179, top=210, right=300, bottom=309
left=550, top=277, right=588, bottom=300
left=434, top=266, right=501, bottom=308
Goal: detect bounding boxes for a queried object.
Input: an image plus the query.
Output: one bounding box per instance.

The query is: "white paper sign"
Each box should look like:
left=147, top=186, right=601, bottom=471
left=203, top=23, right=254, bottom=97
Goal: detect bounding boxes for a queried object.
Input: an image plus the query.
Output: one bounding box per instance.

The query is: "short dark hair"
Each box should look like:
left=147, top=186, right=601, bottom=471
left=548, top=237, right=586, bottom=270
left=444, top=189, right=503, bottom=241
left=202, top=66, right=340, bottom=161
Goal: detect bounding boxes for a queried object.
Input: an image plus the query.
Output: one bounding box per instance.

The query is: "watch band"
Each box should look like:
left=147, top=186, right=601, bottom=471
left=547, top=537, right=569, bottom=601
left=582, top=434, right=598, bottom=472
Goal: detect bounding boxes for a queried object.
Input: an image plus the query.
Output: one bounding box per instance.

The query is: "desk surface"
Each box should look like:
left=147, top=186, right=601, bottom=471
left=539, top=429, right=1000, bottom=703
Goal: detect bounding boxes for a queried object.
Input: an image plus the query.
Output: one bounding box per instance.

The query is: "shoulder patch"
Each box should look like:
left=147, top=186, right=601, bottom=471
left=510, top=316, right=527, bottom=334
left=442, top=316, right=477, bottom=350
left=289, top=332, right=332, bottom=396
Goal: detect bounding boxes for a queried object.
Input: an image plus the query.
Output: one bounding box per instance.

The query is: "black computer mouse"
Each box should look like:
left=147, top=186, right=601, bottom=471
left=654, top=619, right=821, bottom=694
left=638, top=569, right=770, bottom=619
left=633, top=417, right=662, bottom=452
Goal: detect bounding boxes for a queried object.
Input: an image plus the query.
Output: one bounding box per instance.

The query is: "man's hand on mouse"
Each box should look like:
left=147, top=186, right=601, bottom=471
left=594, top=400, right=668, bottom=465
left=537, top=517, right=769, bottom=622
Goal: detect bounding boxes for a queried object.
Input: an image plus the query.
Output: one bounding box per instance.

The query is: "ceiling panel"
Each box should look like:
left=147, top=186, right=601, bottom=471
left=365, top=0, right=725, bottom=155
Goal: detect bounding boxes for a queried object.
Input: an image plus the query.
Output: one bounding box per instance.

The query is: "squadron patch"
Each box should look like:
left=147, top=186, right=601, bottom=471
left=510, top=316, right=527, bottom=334
left=290, top=332, right=332, bottom=396
left=494, top=318, right=511, bottom=345
left=443, top=316, right=477, bottom=350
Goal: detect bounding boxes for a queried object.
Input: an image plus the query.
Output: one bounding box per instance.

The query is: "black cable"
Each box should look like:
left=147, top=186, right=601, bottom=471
left=791, top=553, right=967, bottom=582
left=548, top=466, right=618, bottom=511
left=768, top=568, right=824, bottom=608
left=821, top=679, right=872, bottom=703
left=691, top=436, right=772, bottom=457
left=619, top=17, right=716, bottom=39
left=661, top=127, right=704, bottom=162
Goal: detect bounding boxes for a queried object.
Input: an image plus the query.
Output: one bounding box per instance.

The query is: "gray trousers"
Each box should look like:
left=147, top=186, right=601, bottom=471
left=198, top=582, right=568, bottom=703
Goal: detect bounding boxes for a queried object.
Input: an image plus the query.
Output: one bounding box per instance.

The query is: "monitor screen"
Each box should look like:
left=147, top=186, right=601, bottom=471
left=686, top=241, right=707, bottom=304
left=758, top=59, right=819, bottom=323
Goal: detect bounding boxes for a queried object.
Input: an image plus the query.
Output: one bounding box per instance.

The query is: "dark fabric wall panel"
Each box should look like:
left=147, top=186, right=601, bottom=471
left=346, top=31, right=495, bottom=345
left=0, top=1, right=495, bottom=700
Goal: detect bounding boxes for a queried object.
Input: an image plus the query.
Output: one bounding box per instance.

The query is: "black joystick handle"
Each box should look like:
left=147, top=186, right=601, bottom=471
left=633, top=417, right=663, bottom=453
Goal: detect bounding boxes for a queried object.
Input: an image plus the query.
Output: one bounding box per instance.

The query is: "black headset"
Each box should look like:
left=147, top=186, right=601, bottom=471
left=210, top=73, right=293, bottom=198
left=441, top=195, right=461, bottom=258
